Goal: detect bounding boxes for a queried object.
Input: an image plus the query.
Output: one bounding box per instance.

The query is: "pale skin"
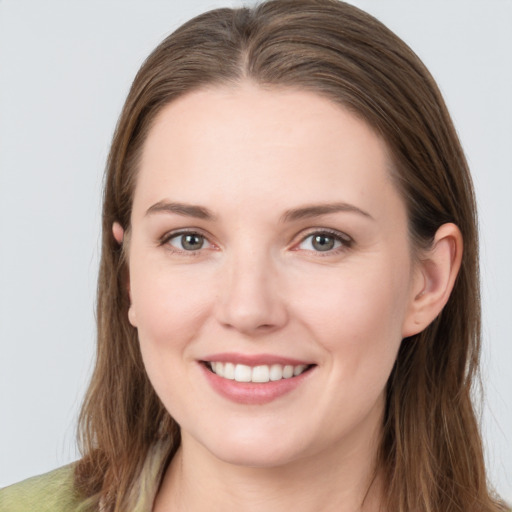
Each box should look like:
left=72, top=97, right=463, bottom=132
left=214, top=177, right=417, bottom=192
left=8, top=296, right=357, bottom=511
left=113, top=83, right=462, bottom=512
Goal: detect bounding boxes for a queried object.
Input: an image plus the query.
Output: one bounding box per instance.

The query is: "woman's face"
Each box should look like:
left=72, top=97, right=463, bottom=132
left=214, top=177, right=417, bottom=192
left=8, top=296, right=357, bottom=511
left=124, top=84, right=422, bottom=468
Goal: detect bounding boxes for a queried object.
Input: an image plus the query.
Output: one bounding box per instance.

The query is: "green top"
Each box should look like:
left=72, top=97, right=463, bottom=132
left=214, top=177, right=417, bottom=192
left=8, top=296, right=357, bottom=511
left=0, top=440, right=169, bottom=512
left=0, top=465, right=81, bottom=512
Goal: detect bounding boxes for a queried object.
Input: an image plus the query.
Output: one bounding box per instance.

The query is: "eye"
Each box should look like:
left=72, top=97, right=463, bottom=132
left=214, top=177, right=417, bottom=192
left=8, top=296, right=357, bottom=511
left=297, top=231, right=350, bottom=253
left=166, top=232, right=211, bottom=251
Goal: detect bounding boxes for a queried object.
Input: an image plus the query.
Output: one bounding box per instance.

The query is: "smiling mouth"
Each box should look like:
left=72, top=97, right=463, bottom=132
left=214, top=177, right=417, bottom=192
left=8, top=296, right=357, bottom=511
left=204, top=361, right=314, bottom=383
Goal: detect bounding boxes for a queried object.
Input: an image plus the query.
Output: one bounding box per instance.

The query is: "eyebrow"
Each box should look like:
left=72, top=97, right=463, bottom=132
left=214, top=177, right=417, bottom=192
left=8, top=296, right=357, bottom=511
left=145, top=201, right=216, bottom=220
left=280, top=202, right=374, bottom=223
left=145, top=200, right=373, bottom=223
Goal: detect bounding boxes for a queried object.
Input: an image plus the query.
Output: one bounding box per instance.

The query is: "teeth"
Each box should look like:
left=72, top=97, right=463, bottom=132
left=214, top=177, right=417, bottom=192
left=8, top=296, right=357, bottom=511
left=234, top=364, right=252, bottom=382
left=224, top=362, right=235, bottom=380
left=252, top=365, right=270, bottom=383
left=269, top=364, right=283, bottom=381
left=293, top=365, right=306, bottom=376
left=283, top=365, right=294, bottom=379
left=209, top=362, right=309, bottom=382
left=213, top=361, right=224, bottom=378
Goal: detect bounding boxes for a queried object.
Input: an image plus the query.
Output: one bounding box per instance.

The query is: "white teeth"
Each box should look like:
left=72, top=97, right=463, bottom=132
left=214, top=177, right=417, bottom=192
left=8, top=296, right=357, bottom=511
left=234, top=364, right=252, bottom=382
left=215, top=362, right=225, bottom=378
left=283, top=365, right=294, bottom=379
left=269, top=364, right=283, bottom=381
left=252, top=365, right=270, bottom=383
left=293, top=364, right=306, bottom=376
left=224, top=362, right=235, bottom=380
left=209, top=362, right=309, bottom=382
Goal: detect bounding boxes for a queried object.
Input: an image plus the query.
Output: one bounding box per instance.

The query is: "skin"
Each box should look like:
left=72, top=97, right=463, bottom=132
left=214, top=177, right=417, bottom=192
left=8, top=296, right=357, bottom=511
left=113, top=83, right=462, bottom=511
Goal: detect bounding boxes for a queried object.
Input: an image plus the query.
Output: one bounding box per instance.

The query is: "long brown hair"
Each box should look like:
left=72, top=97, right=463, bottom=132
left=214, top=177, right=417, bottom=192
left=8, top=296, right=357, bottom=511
left=76, top=1, right=506, bottom=510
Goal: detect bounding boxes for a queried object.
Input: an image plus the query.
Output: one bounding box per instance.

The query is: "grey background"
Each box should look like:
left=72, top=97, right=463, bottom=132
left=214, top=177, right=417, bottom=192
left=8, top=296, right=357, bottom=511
left=1, top=0, right=511, bottom=500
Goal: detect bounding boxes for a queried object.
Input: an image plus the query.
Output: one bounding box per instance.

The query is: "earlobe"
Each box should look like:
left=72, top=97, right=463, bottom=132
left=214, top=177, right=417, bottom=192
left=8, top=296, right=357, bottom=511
left=402, top=223, right=463, bottom=338
left=128, top=304, right=137, bottom=327
left=112, top=221, right=136, bottom=325
left=112, top=222, right=124, bottom=245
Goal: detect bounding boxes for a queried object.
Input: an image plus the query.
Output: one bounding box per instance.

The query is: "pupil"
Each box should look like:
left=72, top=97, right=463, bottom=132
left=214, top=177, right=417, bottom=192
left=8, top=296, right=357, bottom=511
left=312, top=234, right=334, bottom=251
left=182, top=234, right=203, bottom=250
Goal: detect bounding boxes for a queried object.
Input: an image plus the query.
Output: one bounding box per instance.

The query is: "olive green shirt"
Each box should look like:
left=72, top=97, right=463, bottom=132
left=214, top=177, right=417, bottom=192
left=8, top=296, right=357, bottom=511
left=0, top=465, right=81, bottom=512
left=0, top=439, right=172, bottom=511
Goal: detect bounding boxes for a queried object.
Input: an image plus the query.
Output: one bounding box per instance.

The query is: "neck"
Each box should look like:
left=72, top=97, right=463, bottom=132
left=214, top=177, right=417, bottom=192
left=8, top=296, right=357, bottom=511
left=154, top=419, right=383, bottom=512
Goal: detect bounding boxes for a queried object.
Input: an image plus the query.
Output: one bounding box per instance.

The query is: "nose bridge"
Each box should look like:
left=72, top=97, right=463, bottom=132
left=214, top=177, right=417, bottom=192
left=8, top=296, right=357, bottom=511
left=216, top=239, right=288, bottom=334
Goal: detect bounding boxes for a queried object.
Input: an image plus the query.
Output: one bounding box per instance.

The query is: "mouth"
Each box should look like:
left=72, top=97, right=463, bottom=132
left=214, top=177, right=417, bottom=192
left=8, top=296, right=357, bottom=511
left=199, top=355, right=316, bottom=404
left=202, top=361, right=314, bottom=383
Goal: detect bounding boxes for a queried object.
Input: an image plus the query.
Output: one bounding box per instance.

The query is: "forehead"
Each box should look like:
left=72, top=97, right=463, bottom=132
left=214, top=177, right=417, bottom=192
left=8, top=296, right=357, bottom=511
left=133, top=83, right=401, bottom=221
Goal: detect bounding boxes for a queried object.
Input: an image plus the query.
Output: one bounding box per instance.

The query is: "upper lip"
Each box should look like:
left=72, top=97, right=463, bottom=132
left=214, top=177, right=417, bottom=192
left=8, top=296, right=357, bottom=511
left=201, top=352, right=314, bottom=366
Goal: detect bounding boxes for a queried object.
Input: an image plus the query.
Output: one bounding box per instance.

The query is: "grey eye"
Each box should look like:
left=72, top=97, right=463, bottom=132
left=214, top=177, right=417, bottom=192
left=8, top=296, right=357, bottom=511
left=312, top=234, right=336, bottom=251
left=299, top=233, right=343, bottom=252
left=169, top=233, right=206, bottom=251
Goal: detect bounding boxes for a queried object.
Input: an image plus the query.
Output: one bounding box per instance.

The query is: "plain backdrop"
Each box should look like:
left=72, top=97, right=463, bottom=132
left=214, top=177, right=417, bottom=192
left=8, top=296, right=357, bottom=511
left=1, top=0, right=511, bottom=500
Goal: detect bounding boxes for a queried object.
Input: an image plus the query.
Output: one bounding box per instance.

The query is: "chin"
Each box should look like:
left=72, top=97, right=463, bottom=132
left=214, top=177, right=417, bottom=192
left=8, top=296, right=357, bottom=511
left=211, top=443, right=301, bottom=469
left=191, top=426, right=311, bottom=469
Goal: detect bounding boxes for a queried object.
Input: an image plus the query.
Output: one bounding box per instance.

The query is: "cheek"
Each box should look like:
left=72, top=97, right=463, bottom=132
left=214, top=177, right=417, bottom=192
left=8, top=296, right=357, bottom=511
left=296, top=259, right=409, bottom=334
left=128, top=261, right=216, bottom=413
left=290, top=257, right=411, bottom=381
left=128, top=258, right=214, bottom=350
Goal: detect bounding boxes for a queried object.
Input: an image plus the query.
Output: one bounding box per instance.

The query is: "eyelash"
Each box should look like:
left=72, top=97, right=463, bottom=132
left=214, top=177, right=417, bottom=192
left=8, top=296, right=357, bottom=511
left=295, top=228, right=353, bottom=255
left=159, top=229, right=212, bottom=256
left=159, top=228, right=353, bottom=256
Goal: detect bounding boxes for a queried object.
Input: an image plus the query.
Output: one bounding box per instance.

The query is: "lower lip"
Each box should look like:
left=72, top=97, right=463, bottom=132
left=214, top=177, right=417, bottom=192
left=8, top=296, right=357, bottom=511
left=200, top=363, right=313, bottom=405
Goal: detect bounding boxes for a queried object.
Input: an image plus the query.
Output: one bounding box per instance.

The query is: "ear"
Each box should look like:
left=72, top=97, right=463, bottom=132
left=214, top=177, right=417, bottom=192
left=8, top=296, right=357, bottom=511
left=112, top=221, right=124, bottom=245
left=112, top=222, right=137, bottom=327
left=402, top=223, right=463, bottom=338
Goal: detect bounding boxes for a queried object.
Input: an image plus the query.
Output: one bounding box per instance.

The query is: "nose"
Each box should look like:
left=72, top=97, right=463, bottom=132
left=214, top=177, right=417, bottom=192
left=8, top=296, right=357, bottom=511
left=215, top=248, right=289, bottom=335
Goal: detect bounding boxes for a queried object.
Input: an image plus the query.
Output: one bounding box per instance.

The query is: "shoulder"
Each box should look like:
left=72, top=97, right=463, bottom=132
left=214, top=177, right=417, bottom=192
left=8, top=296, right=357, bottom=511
left=0, top=464, right=82, bottom=512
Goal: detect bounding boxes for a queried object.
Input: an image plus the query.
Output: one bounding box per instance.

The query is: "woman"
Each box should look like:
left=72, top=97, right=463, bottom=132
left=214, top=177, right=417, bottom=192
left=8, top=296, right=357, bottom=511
left=1, top=0, right=508, bottom=511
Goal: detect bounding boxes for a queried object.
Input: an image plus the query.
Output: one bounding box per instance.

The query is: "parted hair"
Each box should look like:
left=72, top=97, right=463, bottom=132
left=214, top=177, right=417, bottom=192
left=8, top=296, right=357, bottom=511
left=75, top=1, right=507, bottom=511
